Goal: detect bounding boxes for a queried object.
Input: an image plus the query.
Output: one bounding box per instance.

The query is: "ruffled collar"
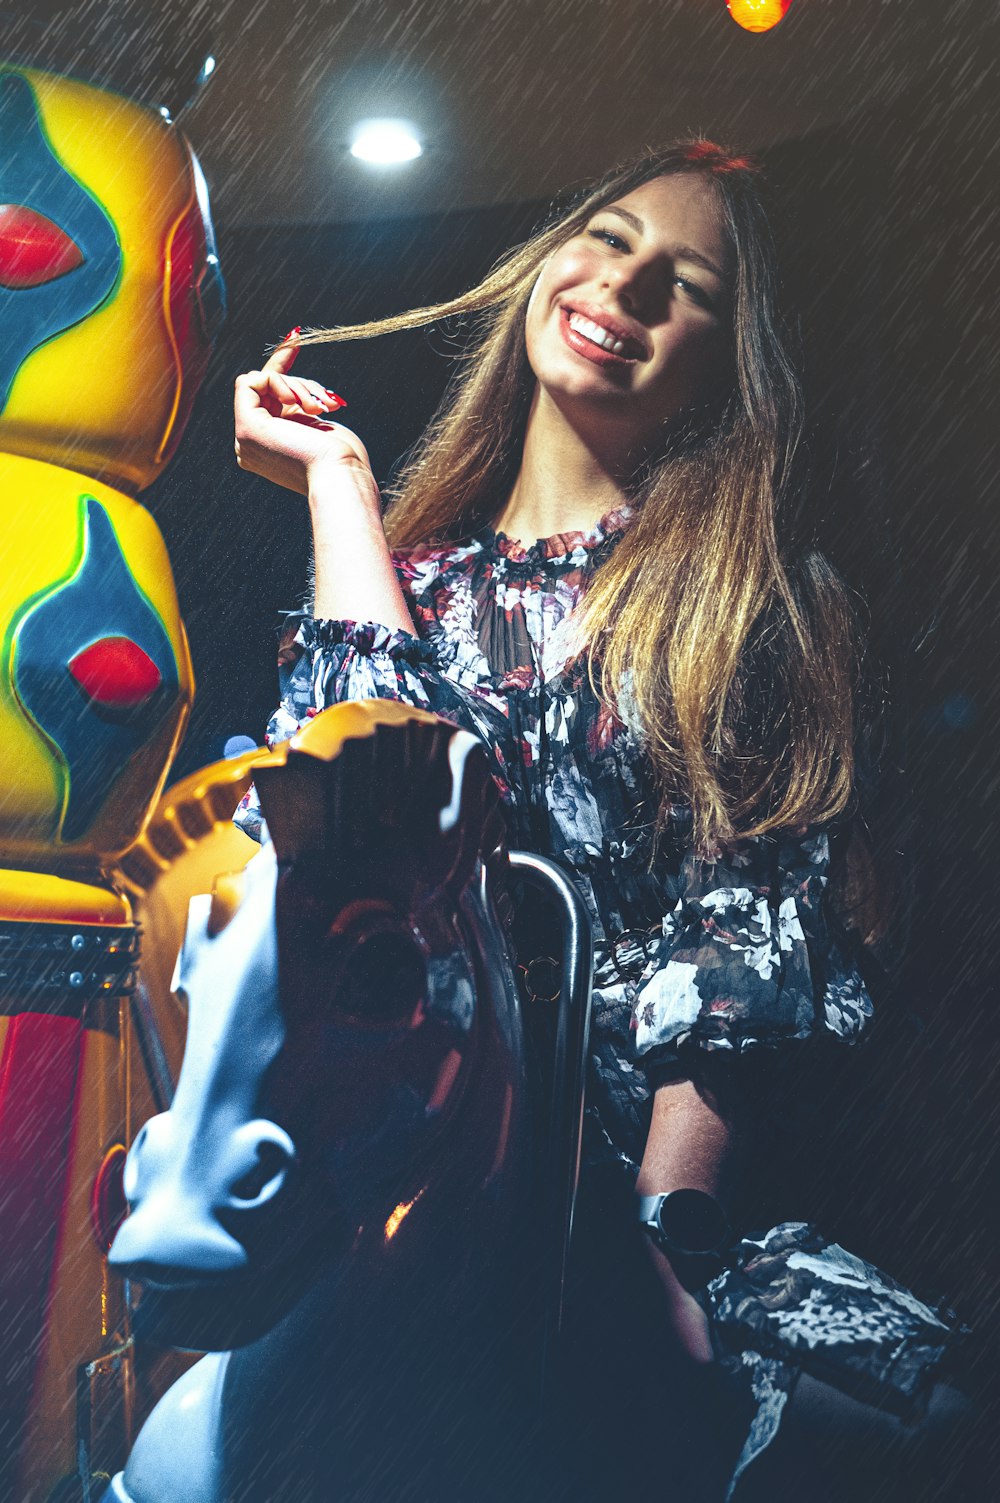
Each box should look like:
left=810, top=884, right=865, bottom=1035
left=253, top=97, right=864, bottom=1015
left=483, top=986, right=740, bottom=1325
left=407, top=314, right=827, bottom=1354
left=472, top=503, right=635, bottom=566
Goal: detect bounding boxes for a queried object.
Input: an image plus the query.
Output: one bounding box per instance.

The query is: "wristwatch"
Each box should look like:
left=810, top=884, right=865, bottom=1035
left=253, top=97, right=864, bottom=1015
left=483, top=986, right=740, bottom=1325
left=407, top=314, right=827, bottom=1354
left=637, top=1188, right=733, bottom=1293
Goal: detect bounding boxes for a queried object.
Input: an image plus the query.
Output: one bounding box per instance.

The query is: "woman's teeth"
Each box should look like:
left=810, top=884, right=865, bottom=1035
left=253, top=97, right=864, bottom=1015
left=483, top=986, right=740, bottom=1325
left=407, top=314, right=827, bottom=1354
left=567, top=311, right=628, bottom=356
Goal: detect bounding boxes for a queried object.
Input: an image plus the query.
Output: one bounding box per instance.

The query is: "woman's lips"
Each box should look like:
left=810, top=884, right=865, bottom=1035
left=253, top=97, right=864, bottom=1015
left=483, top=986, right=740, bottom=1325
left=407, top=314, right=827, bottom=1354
left=558, top=306, right=641, bottom=369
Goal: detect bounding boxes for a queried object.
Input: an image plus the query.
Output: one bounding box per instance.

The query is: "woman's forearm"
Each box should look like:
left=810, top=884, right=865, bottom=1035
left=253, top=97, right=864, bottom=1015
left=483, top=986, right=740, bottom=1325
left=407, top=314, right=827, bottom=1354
left=635, top=1075, right=737, bottom=1364
left=307, top=458, right=415, bottom=633
left=635, top=1075, right=735, bottom=1202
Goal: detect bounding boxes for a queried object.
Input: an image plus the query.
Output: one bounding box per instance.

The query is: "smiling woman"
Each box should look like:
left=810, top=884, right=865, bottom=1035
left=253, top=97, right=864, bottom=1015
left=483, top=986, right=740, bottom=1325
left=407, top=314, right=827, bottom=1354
left=522, top=176, right=734, bottom=439
left=230, top=140, right=969, bottom=1500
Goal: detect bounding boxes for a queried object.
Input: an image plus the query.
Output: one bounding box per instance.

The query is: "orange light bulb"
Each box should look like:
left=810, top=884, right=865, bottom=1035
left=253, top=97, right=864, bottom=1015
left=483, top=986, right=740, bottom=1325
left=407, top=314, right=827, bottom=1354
left=727, top=0, right=794, bottom=32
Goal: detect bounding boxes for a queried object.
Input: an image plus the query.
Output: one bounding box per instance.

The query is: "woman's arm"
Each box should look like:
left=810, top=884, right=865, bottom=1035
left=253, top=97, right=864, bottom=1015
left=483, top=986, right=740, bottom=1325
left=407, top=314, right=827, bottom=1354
left=627, top=824, right=875, bottom=1359
left=234, top=337, right=414, bottom=633
left=307, top=456, right=412, bottom=632
left=635, top=1075, right=736, bottom=1364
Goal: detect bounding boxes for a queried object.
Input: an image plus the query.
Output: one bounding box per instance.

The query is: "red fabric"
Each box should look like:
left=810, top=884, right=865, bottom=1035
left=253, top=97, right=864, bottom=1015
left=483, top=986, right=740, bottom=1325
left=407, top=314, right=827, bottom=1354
left=0, top=1014, right=84, bottom=1468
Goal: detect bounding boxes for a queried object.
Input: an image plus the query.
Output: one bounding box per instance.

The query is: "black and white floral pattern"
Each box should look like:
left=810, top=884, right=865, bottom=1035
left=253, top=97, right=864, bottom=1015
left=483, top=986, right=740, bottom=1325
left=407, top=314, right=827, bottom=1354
left=236, top=506, right=874, bottom=1169
left=631, top=831, right=874, bottom=1066
left=233, top=508, right=931, bottom=1488
left=703, top=1220, right=961, bottom=1494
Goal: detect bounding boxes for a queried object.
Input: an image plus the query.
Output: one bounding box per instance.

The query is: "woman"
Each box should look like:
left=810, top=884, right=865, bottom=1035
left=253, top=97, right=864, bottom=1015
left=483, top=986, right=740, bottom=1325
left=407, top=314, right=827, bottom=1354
left=233, top=142, right=966, bottom=1499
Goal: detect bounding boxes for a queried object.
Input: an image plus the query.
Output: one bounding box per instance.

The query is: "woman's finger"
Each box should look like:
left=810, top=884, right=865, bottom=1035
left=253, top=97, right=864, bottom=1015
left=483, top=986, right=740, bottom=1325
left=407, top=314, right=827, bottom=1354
left=235, top=368, right=281, bottom=425
left=283, top=375, right=330, bottom=414
left=299, top=376, right=340, bottom=406
left=267, top=371, right=304, bottom=410
left=262, top=329, right=301, bottom=377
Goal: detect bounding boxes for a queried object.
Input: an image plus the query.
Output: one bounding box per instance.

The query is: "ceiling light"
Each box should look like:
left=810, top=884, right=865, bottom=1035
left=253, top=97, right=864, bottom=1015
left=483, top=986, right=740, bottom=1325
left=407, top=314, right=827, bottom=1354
left=727, top=0, right=794, bottom=31
left=349, top=120, right=423, bottom=166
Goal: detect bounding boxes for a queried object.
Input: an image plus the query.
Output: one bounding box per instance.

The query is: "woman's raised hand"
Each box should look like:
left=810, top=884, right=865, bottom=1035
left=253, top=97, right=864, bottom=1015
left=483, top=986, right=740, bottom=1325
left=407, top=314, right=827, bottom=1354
left=233, top=335, right=377, bottom=504
left=236, top=332, right=412, bottom=630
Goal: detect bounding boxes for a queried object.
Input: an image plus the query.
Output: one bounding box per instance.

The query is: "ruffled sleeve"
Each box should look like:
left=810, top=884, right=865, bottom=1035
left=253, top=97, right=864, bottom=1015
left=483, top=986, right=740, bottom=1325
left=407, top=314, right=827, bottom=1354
left=265, top=613, right=451, bottom=735
left=234, top=610, right=513, bottom=843
left=630, top=826, right=873, bottom=1067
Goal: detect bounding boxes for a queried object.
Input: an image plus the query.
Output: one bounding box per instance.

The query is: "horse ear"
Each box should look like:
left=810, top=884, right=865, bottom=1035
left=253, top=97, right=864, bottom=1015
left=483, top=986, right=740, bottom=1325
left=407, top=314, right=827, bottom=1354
left=253, top=703, right=503, bottom=900
left=207, top=868, right=248, bottom=937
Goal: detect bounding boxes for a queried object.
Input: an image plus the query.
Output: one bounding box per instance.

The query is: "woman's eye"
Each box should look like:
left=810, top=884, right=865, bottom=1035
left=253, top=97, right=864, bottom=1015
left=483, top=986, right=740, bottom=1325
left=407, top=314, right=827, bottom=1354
left=674, top=275, right=713, bottom=310
left=587, top=227, right=628, bottom=251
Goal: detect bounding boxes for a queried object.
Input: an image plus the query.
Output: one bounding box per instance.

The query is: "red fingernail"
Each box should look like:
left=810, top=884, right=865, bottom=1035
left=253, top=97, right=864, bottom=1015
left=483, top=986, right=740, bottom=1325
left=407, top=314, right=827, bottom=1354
left=324, top=389, right=347, bottom=408
left=281, top=326, right=301, bottom=342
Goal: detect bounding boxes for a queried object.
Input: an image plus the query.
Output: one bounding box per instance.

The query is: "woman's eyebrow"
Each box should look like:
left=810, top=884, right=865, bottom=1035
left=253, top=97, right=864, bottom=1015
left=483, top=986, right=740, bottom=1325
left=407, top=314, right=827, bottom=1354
left=600, top=205, right=729, bottom=283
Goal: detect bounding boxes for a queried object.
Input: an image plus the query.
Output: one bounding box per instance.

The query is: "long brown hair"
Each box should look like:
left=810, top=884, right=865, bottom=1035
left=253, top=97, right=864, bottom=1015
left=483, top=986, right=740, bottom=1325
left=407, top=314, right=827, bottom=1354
left=293, top=141, right=863, bottom=865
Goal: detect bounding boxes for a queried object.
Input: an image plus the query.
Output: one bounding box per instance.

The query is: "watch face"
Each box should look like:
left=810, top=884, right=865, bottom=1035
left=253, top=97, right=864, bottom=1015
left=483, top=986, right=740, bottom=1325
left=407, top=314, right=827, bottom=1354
left=656, top=1189, right=730, bottom=1254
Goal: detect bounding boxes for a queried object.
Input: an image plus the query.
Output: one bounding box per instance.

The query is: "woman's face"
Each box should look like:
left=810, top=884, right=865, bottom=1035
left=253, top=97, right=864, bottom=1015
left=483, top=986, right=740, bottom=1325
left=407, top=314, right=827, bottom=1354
left=525, top=174, right=735, bottom=450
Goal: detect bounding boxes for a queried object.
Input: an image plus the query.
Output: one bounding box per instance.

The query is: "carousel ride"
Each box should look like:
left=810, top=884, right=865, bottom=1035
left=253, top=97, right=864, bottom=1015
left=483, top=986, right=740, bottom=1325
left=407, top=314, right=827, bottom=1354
left=0, top=9, right=968, bottom=1497
left=0, top=15, right=593, bottom=1500
left=103, top=704, right=592, bottom=1503
left=0, top=13, right=226, bottom=1498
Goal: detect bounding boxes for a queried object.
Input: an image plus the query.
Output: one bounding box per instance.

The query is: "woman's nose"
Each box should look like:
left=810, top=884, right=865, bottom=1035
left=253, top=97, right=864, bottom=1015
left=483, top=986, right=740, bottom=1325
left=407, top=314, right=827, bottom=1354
left=599, top=263, right=651, bottom=319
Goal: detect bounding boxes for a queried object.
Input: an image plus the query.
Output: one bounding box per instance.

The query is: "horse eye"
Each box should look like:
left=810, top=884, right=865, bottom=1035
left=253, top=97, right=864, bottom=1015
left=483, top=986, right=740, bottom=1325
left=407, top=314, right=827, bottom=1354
left=331, top=929, right=428, bottom=1026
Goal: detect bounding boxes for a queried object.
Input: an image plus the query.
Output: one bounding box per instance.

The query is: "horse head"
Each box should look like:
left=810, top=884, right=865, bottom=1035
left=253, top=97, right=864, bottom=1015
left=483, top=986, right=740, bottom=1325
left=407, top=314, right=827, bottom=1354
left=110, top=702, right=525, bottom=1350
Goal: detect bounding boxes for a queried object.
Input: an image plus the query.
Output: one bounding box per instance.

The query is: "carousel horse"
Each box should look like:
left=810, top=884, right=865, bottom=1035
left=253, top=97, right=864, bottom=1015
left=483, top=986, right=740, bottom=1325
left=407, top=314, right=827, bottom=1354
left=104, top=700, right=593, bottom=1503
left=0, top=28, right=223, bottom=1495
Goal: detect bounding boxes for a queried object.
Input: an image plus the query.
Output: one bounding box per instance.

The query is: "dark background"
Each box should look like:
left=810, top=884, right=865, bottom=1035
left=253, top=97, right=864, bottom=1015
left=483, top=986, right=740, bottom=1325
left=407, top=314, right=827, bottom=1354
left=134, top=2, right=997, bottom=1436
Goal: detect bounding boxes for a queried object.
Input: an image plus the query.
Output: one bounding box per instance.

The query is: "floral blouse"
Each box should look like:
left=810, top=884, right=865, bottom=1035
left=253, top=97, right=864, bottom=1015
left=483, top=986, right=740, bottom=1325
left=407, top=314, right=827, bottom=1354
left=235, top=509, right=964, bottom=1492
left=235, top=503, right=874, bottom=1179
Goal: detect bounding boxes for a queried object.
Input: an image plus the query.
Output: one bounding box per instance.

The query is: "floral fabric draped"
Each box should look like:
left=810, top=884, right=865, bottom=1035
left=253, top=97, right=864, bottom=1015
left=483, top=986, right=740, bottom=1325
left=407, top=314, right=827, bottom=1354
left=234, top=504, right=873, bottom=1173
left=235, top=509, right=966, bottom=1491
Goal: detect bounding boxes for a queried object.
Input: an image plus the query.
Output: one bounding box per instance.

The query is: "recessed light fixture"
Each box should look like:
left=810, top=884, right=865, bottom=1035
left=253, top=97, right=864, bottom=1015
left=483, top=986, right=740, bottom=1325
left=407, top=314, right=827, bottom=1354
left=349, top=119, right=423, bottom=165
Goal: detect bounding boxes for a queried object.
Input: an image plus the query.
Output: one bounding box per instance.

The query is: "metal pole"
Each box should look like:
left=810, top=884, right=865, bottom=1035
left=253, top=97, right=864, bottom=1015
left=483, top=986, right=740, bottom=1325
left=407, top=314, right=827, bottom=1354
left=507, top=850, right=593, bottom=1403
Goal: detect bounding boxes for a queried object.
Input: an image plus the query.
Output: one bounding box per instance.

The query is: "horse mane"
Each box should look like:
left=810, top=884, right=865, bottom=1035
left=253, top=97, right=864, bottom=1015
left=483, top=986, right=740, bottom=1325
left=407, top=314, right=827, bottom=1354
left=252, top=702, right=513, bottom=923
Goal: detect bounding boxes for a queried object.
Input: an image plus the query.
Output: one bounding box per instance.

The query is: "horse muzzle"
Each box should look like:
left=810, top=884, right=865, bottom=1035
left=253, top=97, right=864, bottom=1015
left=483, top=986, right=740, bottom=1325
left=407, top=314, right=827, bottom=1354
left=110, top=1110, right=297, bottom=1278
